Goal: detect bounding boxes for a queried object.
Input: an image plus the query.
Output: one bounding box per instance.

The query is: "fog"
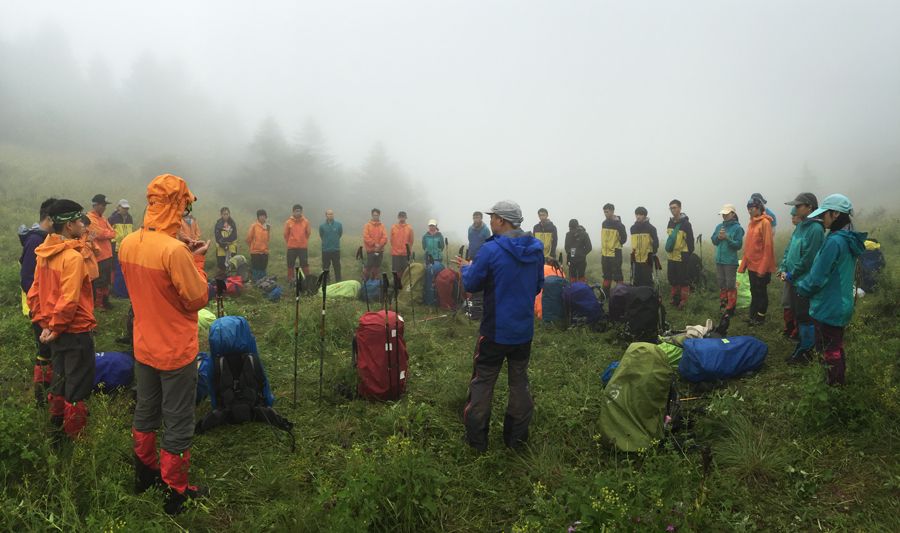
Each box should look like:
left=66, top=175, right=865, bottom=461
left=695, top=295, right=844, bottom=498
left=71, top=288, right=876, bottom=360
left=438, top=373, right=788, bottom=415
left=3, top=0, right=900, bottom=239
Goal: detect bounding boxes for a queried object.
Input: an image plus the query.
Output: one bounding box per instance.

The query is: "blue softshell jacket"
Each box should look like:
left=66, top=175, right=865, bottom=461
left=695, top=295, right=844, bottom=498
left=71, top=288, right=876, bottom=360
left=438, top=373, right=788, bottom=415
left=796, top=229, right=866, bottom=327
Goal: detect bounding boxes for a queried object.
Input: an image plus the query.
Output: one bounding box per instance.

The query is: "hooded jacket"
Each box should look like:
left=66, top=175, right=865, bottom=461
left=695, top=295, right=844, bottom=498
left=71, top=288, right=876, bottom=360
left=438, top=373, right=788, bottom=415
left=390, top=222, right=415, bottom=256
left=779, top=218, right=825, bottom=283
left=600, top=217, right=628, bottom=258
left=80, top=234, right=100, bottom=280
left=629, top=220, right=659, bottom=263
left=27, top=233, right=96, bottom=334
left=711, top=218, right=745, bottom=266
left=19, top=224, right=47, bottom=293
left=107, top=210, right=135, bottom=249
left=363, top=220, right=387, bottom=253
left=181, top=215, right=201, bottom=241
left=796, top=229, right=867, bottom=327
left=462, top=229, right=544, bottom=344
left=665, top=214, right=694, bottom=261
left=564, top=225, right=593, bottom=262
left=87, top=210, right=116, bottom=261
left=422, top=231, right=445, bottom=262
left=532, top=220, right=558, bottom=258
left=247, top=221, right=271, bottom=254
left=738, top=213, right=775, bottom=275
left=284, top=215, right=311, bottom=249
left=214, top=217, right=238, bottom=255
left=119, top=174, right=209, bottom=371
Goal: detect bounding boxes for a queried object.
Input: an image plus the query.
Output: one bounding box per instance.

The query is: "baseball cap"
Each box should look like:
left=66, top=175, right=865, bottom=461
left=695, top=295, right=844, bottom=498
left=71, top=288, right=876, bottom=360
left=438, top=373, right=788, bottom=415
left=808, top=194, right=853, bottom=219
left=117, top=198, right=131, bottom=208
left=784, top=192, right=818, bottom=209
left=91, top=194, right=110, bottom=205
left=486, top=200, right=524, bottom=226
left=427, top=218, right=438, bottom=226
left=718, top=203, right=736, bottom=215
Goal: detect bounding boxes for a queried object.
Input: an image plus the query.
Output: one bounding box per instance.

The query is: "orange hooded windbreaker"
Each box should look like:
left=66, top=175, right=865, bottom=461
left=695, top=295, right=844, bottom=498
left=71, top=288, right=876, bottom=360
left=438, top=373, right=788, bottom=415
left=119, top=174, right=209, bottom=371
left=247, top=222, right=271, bottom=254
left=87, top=210, right=116, bottom=261
left=80, top=234, right=100, bottom=280
left=283, top=216, right=311, bottom=249
left=27, top=234, right=96, bottom=334
left=390, top=223, right=414, bottom=256
left=363, top=221, right=387, bottom=253
left=181, top=217, right=201, bottom=241
left=738, top=213, right=776, bottom=275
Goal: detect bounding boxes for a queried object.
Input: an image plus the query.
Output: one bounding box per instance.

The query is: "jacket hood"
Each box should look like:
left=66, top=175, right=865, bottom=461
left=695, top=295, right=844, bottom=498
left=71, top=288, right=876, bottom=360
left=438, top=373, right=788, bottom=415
left=669, top=214, right=690, bottom=224
left=143, top=174, right=196, bottom=236
left=494, top=230, right=545, bottom=265
left=833, top=229, right=867, bottom=257
left=19, top=224, right=46, bottom=246
left=34, top=233, right=81, bottom=259
left=752, top=213, right=773, bottom=224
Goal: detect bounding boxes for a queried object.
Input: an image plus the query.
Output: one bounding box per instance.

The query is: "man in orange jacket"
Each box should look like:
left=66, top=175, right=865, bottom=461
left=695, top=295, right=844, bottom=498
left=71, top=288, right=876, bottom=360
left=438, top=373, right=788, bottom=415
left=390, top=211, right=414, bottom=274
left=87, top=194, right=117, bottom=309
left=27, top=199, right=96, bottom=441
left=362, top=208, right=387, bottom=280
left=247, top=209, right=271, bottom=281
left=119, top=174, right=210, bottom=515
left=283, top=204, right=311, bottom=284
left=738, top=196, right=776, bottom=325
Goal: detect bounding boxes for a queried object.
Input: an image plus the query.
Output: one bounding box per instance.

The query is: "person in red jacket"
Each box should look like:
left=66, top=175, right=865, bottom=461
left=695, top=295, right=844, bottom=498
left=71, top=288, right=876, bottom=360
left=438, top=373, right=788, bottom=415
left=87, top=194, right=117, bottom=309
left=390, top=211, right=414, bottom=274
left=738, top=196, right=776, bottom=325
left=119, top=174, right=210, bottom=515
left=27, top=199, right=96, bottom=441
left=283, top=204, right=311, bottom=284
left=362, top=208, right=387, bottom=280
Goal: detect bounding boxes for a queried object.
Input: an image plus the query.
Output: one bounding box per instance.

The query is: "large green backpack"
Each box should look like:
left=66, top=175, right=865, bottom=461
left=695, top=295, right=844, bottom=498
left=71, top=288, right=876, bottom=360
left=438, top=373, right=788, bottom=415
left=599, top=342, right=677, bottom=452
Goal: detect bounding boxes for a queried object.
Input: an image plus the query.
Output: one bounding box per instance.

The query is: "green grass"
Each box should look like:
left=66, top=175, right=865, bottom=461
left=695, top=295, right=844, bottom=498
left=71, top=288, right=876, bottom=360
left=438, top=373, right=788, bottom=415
left=2, top=146, right=899, bottom=531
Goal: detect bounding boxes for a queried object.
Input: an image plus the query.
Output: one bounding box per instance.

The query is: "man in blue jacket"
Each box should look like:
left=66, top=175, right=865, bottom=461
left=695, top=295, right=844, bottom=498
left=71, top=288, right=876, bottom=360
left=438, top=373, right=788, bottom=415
left=467, top=211, right=491, bottom=260
left=455, top=200, right=544, bottom=452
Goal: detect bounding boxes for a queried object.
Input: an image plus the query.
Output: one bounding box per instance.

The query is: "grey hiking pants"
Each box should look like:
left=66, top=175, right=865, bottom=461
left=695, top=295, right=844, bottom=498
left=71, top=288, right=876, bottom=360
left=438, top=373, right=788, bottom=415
left=133, top=359, right=197, bottom=454
left=463, top=337, right=534, bottom=451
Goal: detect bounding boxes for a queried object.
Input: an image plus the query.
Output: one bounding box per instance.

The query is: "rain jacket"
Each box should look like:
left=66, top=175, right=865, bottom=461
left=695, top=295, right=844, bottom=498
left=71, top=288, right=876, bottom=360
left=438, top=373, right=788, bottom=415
left=363, top=220, right=387, bottom=253
left=247, top=221, right=271, bottom=254
left=665, top=214, right=694, bottom=262
left=319, top=220, right=343, bottom=252
left=738, top=214, right=775, bottom=275
left=462, top=229, right=544, bottom=344
left=19, top=224, right=47, bottom=293
left=600, top=217, right=627, bottom=258
left=467, top=223, right=491, bottom=259
left=532, top=220, right=558, bottom=258
left=27, top=233, right=95, bottom=334
left=214, top=217, right=238, bottom=257
left=108, top=211, right=135, bottom=249
left=422, top=231, right=445, bottom=262
left=119, top=174, right=209, bottom=371
left=181, top=215, right=201, bottom=240
left=283, top=215, right=311, bottom=249
left=629, top=220, right=659, bottom=263
left=564, top=225, right=593, bottom=262
left=80, top=234, right=100, bottom=280
left=390, top=223, right=415, bottom=256
left=796, top=229, right=867, bottom=327
left=87, top=210, right=116, bottom=261
left=779, top=218, right=825, bottom=283
left=711, top=218, right=744, bottom=266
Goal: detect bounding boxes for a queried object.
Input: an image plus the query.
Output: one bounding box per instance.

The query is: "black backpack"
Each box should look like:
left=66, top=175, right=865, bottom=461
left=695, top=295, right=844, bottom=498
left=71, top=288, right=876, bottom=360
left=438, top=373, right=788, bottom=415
left=610, top=285, right=667, bottom=342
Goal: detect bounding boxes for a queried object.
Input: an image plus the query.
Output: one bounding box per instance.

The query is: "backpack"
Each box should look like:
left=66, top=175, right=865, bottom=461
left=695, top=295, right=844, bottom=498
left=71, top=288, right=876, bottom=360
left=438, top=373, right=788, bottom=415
left=609, top=285, right=665, bottom=342
left=319, top=280, right=362, bottom=300
left=858, top=239, right=885, bottom=293
left=359, top=278, right=382, bottom=304
left=678, top=336, right=768, bottom=383
left=93, top=352, right=134, bottom=392
left=352, top=311, right=409, bottom=401
left=266, top=285, right=283, bottom=302
left=423, top=261, right=445, bottom=306
left=196, top=317, right=293, bottom=443
left=399, top=263, right=425, bottom=305
left=541, top=275, right=568, bottom=324
left=685, top=252, right=703, bottom=288
left=564, top=282, right=605, bottom=327
left=255, top=275, right=278, bottom=293
left=599, top=342, right=679, bottom=452
left=434, top=268, right=461, bottom=310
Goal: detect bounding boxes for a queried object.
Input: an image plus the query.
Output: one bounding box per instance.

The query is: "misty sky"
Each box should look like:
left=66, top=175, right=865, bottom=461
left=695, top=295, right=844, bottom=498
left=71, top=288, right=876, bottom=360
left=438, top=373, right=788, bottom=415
left=3, top=0, right=900, bottom=239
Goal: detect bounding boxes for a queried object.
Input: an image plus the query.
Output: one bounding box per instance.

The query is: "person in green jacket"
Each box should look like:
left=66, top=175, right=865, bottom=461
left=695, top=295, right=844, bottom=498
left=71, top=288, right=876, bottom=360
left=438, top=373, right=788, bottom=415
left=711, top=204, right=744, bottom=316
left=319, top=209, right=343, bottom=281
left=422, top=219, right=445, bottom=263
left=780, top=193, right=825, bottom=364
left=795, top=194, right=865, bottom=386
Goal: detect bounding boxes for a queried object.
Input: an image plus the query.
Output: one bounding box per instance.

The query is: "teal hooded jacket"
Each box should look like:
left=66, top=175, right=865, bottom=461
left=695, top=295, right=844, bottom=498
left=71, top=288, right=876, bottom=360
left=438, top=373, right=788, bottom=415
left=796, top=229, right=867, bottom=327
left=711, top=218, right=744, bottom=266
left=779, top=218, right=825, bottom=283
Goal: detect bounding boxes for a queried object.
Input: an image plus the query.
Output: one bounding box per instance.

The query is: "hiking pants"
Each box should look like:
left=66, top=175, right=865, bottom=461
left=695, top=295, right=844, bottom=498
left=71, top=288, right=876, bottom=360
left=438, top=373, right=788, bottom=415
left=321, top=250, right=342, bottom=281
left=789, top=284, right=811, bottom=323
left=365, top=251, right=383, bottom=280
left=49, top=331, right=95, bottom=403
left=286, top=248, right=309, bottom=273
left=815, top=322, right=846, bottom=386
left=568, top=258, right=587, bottom=281
left=747, top=271, right=771, bottom=321
left=464, top=338, right=534, bottom=451
left=667, top=257, right=688, bottom=286
left=632, top=260, right=653, bottom=287
left=250, top=253, right=269, bottom=280
left=95, top=258, right=113, bottom=290
left=715, top=263, right=737, bottom=290
left=133, top=360, right=197, bottom=454
left=391, top=255, right=409, bottom=275
left=601, top=251, right=623, bottom=281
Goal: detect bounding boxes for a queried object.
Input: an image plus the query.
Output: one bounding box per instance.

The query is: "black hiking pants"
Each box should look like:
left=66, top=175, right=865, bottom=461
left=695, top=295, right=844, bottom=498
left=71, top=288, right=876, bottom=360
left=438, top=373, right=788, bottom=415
left=49, top=331, right=95, bottom=403
left=748, top=271, right=771, bottom=321
left=632, top=260, right=653, bottom=287
left=321, top=251, right=342, bottom=281
left=464, top=337, right=534, bottom=452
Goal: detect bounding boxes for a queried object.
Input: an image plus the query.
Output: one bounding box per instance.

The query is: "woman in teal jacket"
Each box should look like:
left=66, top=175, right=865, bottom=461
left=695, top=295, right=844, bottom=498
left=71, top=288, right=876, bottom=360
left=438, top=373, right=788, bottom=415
left=422, top=219, right=445, bottom=263
left=795, top=194, right=866, bottom=386
left=711, top=204, right=744, bottom=315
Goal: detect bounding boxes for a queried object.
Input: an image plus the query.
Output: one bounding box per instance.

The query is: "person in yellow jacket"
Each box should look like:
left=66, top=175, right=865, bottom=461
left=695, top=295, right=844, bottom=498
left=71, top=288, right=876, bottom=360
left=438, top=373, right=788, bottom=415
left=665, top=199, right=695, bottom=309
left=599, top=203, right=627, bottom=293
left=119, top=173, right=210, bottom=515
left=247, top=209, right=271, bottom=281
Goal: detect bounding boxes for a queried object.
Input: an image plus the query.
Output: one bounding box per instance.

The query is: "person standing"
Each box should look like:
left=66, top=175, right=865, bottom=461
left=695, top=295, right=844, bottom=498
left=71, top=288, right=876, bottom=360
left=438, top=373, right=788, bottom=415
left=711, top=204, right=745, bottom=316
left=319, top=209, right=343, bottom=282
left=467, top=211, right=491, bottom=260
left=455, top=200, right=544, bottom=452
left=87, top=194, right=116, bottom=309
left=108, top=199, right=135, bottom=253
left=795, top=194, right=865, bottom=385
left=247, top=209, right=271, bottom=281
left=738, top=196, right=776, bottom=325
left=422, top=219, right=445, bottom=263
left=564, top=219, right=592, bottom=282
left=532, top=208, right=558, bottom=259
left=27, top=199, right=96, bottom=441
left=629, top=207, right=659, bottom=287
left=390, top=211, right=414, bottom=274
left=181, top=210, right=201, bottom=241
left=362, top=208, right=387, bottom=280
left=665, top=199, right=695, bottom=310
left=284, top=204, right=311, bottom=283
left=599, top=203, right=627, bottom=293
left=214, top=207, right=238, bottom=279
left=119, top=174, right=210, bottom=514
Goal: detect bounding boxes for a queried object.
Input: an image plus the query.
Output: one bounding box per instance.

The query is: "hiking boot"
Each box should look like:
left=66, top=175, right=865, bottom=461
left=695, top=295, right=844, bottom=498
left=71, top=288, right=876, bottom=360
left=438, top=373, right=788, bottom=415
left=164, top=485, right=208, bottom=515
left=134, top=455, right=164, bottom=493
left=785, top=350, right=812, bottom=365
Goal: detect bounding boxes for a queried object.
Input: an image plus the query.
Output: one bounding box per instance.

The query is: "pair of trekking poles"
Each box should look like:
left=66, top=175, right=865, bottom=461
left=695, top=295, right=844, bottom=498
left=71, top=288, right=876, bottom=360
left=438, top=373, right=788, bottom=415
left=292, top=267, right=329, bottom=408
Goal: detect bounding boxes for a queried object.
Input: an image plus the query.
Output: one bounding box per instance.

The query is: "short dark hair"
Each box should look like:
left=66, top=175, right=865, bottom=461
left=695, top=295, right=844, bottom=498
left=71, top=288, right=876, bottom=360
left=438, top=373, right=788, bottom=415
left=398, top=211, right=407, bottom=217
left=293, top=204, right=303, bottom=211
left=40, top=197, right=58, bottom=221
left=473, top=211, right=483, bottom=217
left=538, top=208, right=548, bottom=215
left=603, top=203, right=615, bottom=211
left=371, top=208, right=381, bottom=215
left=569, top=218, right=579, bottom=228
left=257, top=209, right=267, bottom=217
left=635, top=206, right=648, bottom=216
left=220, top=206, right=230, bottom=214
left=669, top=199, right=682, bottom=208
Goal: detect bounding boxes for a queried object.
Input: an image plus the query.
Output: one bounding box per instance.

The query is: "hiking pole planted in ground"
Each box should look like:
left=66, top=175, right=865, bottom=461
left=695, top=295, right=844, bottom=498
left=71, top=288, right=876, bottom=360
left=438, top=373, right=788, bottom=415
left=357, top=246, right=370, bottom=312
left=381, top=272, right=393, bottom=396
left=405, top=243, right=416, bottom=325
left=454, top=245, right=465, bottom=317
left=292, top=266, right=301, bottom=408
left=215, top=278, right=226, bottom=318
left=318, top=270, right=329, bottom=404
left=444, top=237, right=450, bottom=266
left=392, top=270, right=401, bottom=392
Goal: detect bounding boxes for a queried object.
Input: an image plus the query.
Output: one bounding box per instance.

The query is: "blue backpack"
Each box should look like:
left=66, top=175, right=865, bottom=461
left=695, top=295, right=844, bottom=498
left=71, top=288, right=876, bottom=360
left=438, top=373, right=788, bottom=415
left=93, top=351, right=134, bottom=392
left=359, top=278, right=382, bottom=304
left=542, top=275, right=568, bottom=324
left=423, top=261, right=445, bottom=306
left=679, top=336, right=768, bottom=382
left=564, top=282, right=605, bottom=326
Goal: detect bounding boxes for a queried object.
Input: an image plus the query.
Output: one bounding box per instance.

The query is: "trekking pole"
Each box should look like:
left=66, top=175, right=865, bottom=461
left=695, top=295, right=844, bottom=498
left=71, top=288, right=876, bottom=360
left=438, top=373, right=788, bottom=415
left=558, top=252, right=565, bottom=279
left=454, top=245, right=465, bottom=317
left=215, top=278, right=226, bottom=318
left=405, top=244, right=416, bottom=325
left=357, top=246, right=370, bottom=312
left=318, top=270, right=329, bottom=404
left=444, top=237, right=450, bottom=266
left=381, top=272, right=393, bottom=396
left=292, top=266, right=301, bottom=408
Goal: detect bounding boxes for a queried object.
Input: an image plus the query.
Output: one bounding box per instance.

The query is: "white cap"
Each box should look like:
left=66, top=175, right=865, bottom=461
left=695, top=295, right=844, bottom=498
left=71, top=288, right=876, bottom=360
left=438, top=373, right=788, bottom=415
left=117, top=199, right=131, bottom=208
left=718, top=203, right=736, bottom=215
left=428, top=219, right=438, bottom=226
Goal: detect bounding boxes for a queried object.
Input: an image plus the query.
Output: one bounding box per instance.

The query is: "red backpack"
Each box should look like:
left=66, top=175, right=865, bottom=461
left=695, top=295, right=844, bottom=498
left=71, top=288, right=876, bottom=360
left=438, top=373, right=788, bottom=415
left=352, top=311, right=408, bottom=401
left=434, top=268, right=460, bottom=310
